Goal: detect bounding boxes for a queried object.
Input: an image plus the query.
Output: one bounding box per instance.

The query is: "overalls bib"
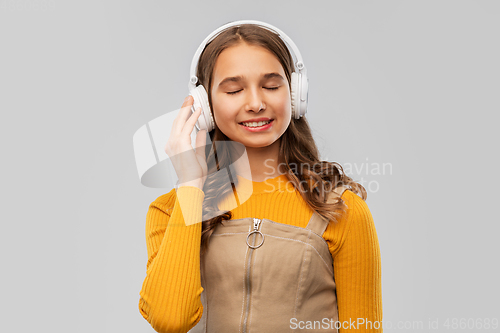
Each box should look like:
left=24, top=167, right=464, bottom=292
left=189, top=186, right=348, bottom=332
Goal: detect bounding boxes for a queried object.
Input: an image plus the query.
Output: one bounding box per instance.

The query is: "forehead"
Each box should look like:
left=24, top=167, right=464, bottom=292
left=212, top=43, right=285, bottom=81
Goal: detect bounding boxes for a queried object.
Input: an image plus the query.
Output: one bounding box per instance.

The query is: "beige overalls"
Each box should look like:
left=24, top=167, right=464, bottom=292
left=189, top=186, right=348, bottom=332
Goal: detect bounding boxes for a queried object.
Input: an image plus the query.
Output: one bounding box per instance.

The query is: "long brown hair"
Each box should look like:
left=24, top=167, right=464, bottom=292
left=195, top=24, right=366, bottom=254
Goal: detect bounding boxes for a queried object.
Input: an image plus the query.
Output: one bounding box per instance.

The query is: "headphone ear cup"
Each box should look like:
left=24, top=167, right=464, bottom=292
left=290, top=72, right=299, bottom=119
left=189, top=85, right=215, bottom=132
left=299, top=73, right=309, bottom=118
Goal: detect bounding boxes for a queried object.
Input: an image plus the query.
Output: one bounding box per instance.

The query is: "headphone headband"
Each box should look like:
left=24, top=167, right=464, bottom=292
left=188, top=20, right=307, bottom=90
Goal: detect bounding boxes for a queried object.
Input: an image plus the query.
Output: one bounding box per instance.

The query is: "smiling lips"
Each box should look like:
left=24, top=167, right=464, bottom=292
left=239, top=119, right=274, bottom=132
left=240, top=119, right=272, bottom=127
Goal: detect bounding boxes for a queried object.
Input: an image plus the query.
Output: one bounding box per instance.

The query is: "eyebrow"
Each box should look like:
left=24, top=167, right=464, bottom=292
left=217, top=72, right=285, bottom=87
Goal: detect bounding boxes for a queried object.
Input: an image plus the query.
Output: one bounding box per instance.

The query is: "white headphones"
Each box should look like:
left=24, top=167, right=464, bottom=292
left=188, top=20, right=309, bottom=133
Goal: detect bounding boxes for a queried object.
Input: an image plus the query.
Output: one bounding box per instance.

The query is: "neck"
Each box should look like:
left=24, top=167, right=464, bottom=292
left=231, top=138, right=282, bottom=183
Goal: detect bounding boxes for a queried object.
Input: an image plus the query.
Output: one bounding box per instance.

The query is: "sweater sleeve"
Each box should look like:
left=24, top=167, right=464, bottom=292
left=138, top=186, right=205, bottom=333
left=332, top=191, right=383, bottom=332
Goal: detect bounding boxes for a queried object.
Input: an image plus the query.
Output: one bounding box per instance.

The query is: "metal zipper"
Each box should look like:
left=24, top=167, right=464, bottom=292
left=246, top=218, right=264, bottom=249
left=242, top=218, right=264, bottom=333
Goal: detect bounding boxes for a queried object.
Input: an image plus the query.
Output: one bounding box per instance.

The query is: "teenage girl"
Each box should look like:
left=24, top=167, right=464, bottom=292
left=139, top=21, right=382, bottom=333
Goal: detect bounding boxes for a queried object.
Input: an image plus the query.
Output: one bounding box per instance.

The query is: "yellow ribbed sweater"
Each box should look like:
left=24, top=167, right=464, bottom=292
left=139, top=174, right=383, bottom=332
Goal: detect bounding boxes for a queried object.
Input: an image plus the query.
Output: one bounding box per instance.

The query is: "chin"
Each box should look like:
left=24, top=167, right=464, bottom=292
left=243, top=140, right=279, bottom=149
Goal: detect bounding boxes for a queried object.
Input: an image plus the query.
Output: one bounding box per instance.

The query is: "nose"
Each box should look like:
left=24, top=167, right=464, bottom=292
left=244, top=87, right=265, bottom=113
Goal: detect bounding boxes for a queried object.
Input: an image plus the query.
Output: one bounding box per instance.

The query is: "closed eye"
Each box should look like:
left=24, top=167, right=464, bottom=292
left=227, top=87, right=279, bottom=95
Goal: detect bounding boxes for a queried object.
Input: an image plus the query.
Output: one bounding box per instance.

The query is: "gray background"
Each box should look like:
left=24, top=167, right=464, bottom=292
left=1, top=0, right=499, bottom=332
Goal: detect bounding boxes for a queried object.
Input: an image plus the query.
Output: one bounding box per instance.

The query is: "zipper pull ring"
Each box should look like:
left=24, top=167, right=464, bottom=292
left=246, top=218, right=264, bottom=249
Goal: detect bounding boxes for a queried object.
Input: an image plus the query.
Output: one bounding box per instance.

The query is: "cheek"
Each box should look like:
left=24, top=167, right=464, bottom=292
left=275, top=92, right=292, bottom=115
left=212, top=99, right=235, bottom=127
left=210, top=93, right=224, bottom=122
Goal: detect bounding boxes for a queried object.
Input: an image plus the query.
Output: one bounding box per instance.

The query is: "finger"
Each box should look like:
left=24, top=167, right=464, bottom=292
left=181, top=106, right=203, bottom=137
left=181, top=95, right=193, bottom=110
left=178, top=96, right=199, bottom=125
left=172, top=96, right=195, bottom=136
left=195, top=129, right=207, bottom=160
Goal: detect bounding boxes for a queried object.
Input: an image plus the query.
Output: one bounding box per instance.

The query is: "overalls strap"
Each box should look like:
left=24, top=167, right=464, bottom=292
left=306, top=185, right=349, bottom=236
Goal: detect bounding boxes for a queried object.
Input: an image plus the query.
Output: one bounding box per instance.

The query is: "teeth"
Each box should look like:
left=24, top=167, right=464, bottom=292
left=241, top=120, right=271, bottom=127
